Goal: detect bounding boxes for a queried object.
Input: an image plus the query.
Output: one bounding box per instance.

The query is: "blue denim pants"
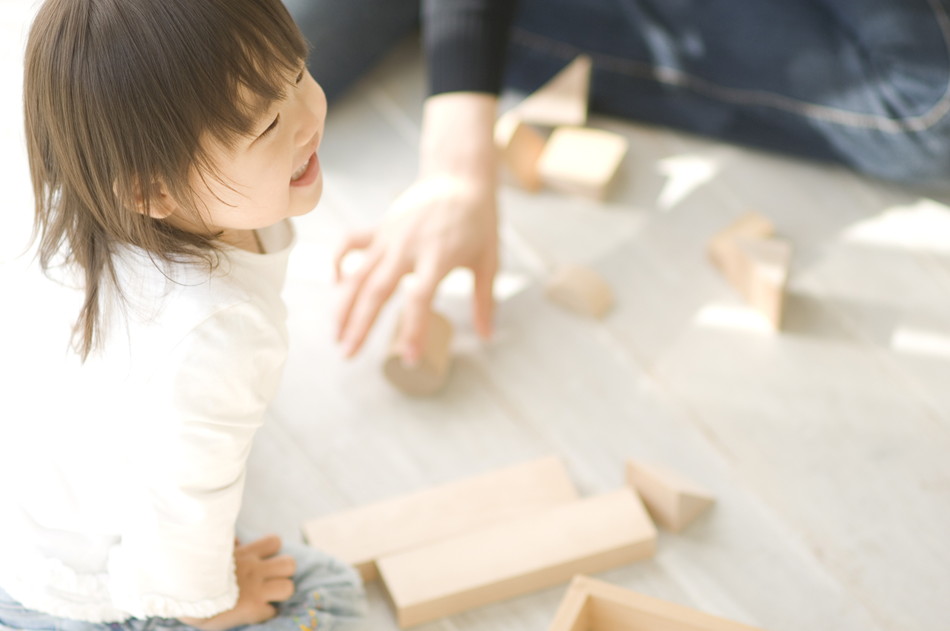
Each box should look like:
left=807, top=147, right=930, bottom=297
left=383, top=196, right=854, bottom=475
left=0, top=544, right=366, bottom=631
left=286, top=0, right=950, bottom=188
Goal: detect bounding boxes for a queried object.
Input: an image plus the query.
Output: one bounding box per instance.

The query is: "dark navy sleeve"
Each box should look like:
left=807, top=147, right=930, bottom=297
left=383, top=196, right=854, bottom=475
left=423, top=0, right=520, bottom=96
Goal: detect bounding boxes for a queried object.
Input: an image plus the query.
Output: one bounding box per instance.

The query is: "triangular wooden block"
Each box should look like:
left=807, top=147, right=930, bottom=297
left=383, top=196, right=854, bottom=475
left=514, top=55, right=591, bottom=127
left=625, top=460, right=714, bottom=532
left=494, top=111, right=546, bottom=191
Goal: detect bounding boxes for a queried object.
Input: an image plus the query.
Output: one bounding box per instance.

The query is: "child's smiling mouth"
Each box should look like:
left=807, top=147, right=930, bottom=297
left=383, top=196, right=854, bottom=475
left=290, top=151, right=319, bottom=187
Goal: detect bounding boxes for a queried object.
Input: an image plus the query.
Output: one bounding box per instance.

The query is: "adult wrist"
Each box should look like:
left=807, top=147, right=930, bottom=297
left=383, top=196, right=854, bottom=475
left=420, top=92, right=498, bottom=183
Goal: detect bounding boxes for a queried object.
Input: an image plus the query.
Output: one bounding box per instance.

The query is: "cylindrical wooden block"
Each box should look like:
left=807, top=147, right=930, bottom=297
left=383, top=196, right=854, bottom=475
left=545, top=265, right=614, bottom=318
left=383, top=311, right=454, bottom=396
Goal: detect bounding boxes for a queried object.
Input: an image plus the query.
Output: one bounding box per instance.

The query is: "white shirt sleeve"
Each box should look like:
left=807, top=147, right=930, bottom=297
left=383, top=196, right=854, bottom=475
left=107, top=300, right=288, bottom=620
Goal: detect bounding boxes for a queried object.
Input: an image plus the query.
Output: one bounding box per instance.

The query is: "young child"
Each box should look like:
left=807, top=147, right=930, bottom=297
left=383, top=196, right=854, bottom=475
left=0, top=1, right=366, bottom=630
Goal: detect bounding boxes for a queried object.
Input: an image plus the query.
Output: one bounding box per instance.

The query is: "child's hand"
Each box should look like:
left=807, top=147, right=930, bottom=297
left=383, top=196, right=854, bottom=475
left=180, top=534, right=296, bottom=631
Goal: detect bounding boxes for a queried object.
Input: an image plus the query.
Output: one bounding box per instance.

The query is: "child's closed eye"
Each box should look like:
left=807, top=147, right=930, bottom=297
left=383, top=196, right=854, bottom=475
left=260, top=115, right=279, bottom=138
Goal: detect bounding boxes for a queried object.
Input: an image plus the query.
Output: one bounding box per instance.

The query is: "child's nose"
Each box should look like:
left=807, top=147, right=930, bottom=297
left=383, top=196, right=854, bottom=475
left=296, top=75, right=326, bottom=147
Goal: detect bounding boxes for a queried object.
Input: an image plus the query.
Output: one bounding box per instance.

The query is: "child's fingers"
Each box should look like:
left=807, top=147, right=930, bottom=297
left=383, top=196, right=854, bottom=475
left=261, top=554, right=297, bottom=578
left=262, top=577, right=295, bottom=603
left=239, top=534, right=282, bottom=558
left=246, top=602, right=278, bottom=625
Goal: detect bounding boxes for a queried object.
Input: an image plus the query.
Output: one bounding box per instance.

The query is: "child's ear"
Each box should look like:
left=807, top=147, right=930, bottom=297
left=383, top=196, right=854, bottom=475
left=117, top=179, right=179, bottom=219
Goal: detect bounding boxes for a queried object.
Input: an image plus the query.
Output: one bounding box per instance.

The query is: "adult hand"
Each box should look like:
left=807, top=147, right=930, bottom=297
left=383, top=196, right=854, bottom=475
left=180, top=535, right=296, bottom=631
left=334, top=92, right=500, bottom=364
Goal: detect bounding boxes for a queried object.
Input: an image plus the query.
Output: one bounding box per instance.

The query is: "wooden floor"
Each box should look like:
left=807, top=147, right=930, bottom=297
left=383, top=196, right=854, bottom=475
left=3, top=8, right=950, bottom=631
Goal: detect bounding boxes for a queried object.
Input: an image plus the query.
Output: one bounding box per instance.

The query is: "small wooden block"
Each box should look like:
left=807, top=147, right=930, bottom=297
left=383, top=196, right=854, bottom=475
left=495, top=111, right=546, bottom=191
left=383, top=311, right=453, bottom=396
left=735, top=237, right=791, bottom=329
left=377, top=489, right=657, bottom=628
left=550, top=575, right=766, bottom=631
left=707, top=212, right=776, bottom=282
left=538, top=127, right=628, bottom=201
left=625, top=460, right=714, bottom=532
left=546, top=265, right=614, bottom=318
left=302, top=457, right=580, bottom=582
left=515, top=55, right=592, bottom=127
left=708, top=213, right=791, bottom=329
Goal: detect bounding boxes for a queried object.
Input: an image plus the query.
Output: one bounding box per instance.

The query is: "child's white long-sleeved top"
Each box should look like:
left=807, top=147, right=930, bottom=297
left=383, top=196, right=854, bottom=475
left=0, top=221, right=295, bottom=623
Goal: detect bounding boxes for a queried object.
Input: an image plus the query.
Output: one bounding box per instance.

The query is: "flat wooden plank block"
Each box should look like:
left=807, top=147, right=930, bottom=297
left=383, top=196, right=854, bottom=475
left=550, top=576, right=765, bottom=631
left=302, top=457, right=580, bottom=581
left=516, top=55, right=592, bottom=127
left=625, top=460, right=714, bottom=532
left=383, top=310, right=454, bottom=396
left=538, top=127, right=629, bottom=201
left=378, top=489, right=657, bottom=628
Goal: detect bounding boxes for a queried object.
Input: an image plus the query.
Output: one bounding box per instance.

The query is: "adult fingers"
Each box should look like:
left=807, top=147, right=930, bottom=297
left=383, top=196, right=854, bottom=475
left=340, top=251, right=409, bottom=357
left=472, top=251, right=497, bottom=341
left=395, top=254, right=444, bottom=364
left=335, top=247, right=384, bottom=343
left=332, top=230, right=375, bottom=283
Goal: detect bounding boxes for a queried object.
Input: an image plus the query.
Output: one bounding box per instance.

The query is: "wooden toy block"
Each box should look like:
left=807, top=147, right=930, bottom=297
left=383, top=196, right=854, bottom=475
left=495, top=110, right=546, bottom=191
left=545, top=265, right=614, bottom=318
left=516, top=55, right=592, bottom=127
left=708, top=213, right=791, bottom=329
left=377, top=489, right=657, bottom=628
left=625, top=460, right=714, bottom=532
left=707, top=212, right=775, bottom=282
left=383, top=310, right=453, bottom=396
left=735, top=237, right=791, bottom=329
left=537, top=127, right=629, bottom=201
left=302, top=457, right=580, bottom=582
left=550, top=575, right=765, bottom=631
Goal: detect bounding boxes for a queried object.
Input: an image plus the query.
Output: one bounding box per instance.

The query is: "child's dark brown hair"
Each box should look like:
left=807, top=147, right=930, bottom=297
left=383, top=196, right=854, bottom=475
left=24, top=0, right=308, bottom=360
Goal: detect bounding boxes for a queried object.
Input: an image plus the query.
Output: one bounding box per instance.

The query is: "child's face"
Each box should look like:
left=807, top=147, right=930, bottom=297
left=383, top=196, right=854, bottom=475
left=177, top=67, right=327, bottom=243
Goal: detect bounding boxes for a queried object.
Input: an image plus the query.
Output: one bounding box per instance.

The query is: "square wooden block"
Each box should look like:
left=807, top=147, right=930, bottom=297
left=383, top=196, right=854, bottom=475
left=538, top=127, right=629, bottom=201
left=550, top=576, right=765, bottom=631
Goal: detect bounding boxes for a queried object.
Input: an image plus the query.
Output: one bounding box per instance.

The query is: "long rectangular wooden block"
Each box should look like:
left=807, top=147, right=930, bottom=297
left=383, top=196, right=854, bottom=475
left=550, top=576, right=766, bottom=631
left=302, top=456, right=579, bottom=581
left=378, top=489, right=657, bottom=628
